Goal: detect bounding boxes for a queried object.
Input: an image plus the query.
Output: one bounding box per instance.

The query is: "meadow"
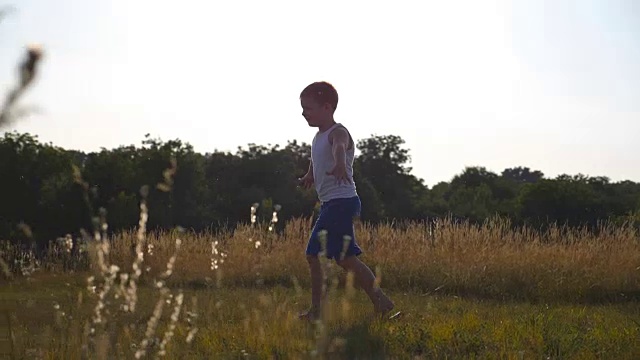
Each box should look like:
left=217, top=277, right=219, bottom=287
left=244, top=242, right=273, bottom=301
left=1, top=6, right=639, bottom=359
left=1, top=214, right=639, bottom=359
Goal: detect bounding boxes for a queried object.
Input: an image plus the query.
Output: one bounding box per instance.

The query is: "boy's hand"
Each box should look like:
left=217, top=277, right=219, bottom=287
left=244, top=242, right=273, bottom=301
left=298, top=172, right=314, bottom=189
left=326, top=164, right=350, bottom=185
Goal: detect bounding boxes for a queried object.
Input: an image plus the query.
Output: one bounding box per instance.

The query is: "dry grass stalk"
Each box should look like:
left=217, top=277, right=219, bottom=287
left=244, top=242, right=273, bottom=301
left=0, top=44, right=43, bottom=128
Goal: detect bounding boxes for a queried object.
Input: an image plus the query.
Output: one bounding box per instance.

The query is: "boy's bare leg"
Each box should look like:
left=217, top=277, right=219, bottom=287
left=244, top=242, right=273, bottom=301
left=337, top=255, right=394, bottom=314
left=299, top=255, right=324, bottom=320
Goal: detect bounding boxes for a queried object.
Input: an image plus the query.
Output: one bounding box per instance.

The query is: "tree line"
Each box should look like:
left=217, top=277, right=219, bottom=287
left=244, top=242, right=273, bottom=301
left=1, top=131, right=639, bottom=248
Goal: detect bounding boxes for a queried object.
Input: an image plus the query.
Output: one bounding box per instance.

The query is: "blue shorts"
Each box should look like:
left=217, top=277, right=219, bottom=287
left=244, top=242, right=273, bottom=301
left=306, top=196, right=363, bottom=260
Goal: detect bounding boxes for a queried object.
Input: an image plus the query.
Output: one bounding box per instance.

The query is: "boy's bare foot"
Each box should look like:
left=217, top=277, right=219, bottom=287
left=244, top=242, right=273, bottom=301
left=373, top=288, right=395, bottom=317
left=298, top=306, right=320, bottom=321
left=375, top=302, right=402, bottom=320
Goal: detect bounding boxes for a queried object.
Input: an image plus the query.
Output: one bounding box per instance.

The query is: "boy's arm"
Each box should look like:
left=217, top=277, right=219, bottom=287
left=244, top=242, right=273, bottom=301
left=307, top=159, right=314, bottom=176
left=329, top=127, right=350, bottom=169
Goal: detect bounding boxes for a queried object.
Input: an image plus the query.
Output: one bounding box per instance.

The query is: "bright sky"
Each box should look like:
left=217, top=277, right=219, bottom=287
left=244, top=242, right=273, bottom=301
left=1, top=0, right=638, bottom=187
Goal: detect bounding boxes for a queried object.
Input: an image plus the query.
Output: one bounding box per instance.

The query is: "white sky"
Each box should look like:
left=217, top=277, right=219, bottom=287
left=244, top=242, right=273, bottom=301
left=1, top=0, right=639, bottom=187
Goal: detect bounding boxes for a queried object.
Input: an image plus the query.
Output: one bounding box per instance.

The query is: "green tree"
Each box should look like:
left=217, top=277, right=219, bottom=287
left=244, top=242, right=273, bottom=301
left=517, top=175, right=606, bottom=228
left=355, top=134, right=429, bottom=221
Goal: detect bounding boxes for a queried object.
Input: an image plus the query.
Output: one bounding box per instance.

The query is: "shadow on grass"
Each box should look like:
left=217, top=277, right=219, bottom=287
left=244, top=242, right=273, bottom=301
left=325, top=320, right=388, bottom=360
left=179, top=277, right=640, bottom=305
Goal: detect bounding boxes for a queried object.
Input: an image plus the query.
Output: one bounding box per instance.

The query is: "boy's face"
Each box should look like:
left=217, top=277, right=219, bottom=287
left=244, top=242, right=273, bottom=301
left=300, top=96, right=332, bottom=127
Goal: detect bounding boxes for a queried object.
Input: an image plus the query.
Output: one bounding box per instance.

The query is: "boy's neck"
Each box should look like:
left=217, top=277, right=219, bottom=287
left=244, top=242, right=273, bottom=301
left=318, top=118, right=336, bottom=133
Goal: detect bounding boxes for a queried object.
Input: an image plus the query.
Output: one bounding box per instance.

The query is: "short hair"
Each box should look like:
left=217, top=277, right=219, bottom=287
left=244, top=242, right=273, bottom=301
left=300, top=81, right=339, bottom=110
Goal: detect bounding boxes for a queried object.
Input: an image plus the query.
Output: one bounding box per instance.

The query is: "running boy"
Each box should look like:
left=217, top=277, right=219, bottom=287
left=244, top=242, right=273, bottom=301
left=297, top=81, right=396, bottom=321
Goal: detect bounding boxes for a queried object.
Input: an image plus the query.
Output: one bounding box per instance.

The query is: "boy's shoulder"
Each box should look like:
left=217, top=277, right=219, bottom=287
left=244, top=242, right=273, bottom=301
left=328, top=123, right=354, bottom=148
left=328, top=124, right=348, bottom=139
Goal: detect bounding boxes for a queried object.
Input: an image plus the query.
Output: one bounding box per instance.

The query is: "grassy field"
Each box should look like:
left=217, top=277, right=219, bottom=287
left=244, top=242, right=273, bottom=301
left=1, top=217, right=640, bottom=359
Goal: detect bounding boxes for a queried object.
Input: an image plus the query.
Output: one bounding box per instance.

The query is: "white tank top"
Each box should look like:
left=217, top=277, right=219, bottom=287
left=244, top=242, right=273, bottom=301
left=311, top=123, right=358, bottom=202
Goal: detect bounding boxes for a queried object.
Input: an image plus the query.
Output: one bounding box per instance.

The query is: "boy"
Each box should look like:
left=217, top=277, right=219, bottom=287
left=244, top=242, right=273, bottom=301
left=297, top=81, right=397, bottom=321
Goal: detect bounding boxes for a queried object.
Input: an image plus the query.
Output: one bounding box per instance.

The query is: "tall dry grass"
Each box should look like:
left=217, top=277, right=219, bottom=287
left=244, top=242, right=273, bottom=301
left=0, top=11, right=44, bottom=280
left=23, top=215, right=639, bottom=304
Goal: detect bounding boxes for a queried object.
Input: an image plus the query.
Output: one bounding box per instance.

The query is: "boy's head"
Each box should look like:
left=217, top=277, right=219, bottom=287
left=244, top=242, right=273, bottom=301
left=300, top=81, right=338, bottom=128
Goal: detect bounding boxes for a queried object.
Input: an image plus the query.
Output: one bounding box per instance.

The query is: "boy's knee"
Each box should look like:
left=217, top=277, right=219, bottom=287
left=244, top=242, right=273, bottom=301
left=336, top=255, right=355, bottom=269
left=306, top=254, right=319, bottom=264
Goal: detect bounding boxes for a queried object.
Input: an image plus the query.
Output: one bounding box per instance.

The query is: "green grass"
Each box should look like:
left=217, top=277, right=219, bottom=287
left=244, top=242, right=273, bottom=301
left=1, top=273, right=639, bottom=359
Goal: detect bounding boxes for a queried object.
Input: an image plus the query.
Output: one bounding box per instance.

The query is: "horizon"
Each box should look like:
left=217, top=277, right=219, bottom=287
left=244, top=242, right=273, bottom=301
left=1, top=0, right=639, bottom=187
left=2, top=128, right=636, bottom=187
